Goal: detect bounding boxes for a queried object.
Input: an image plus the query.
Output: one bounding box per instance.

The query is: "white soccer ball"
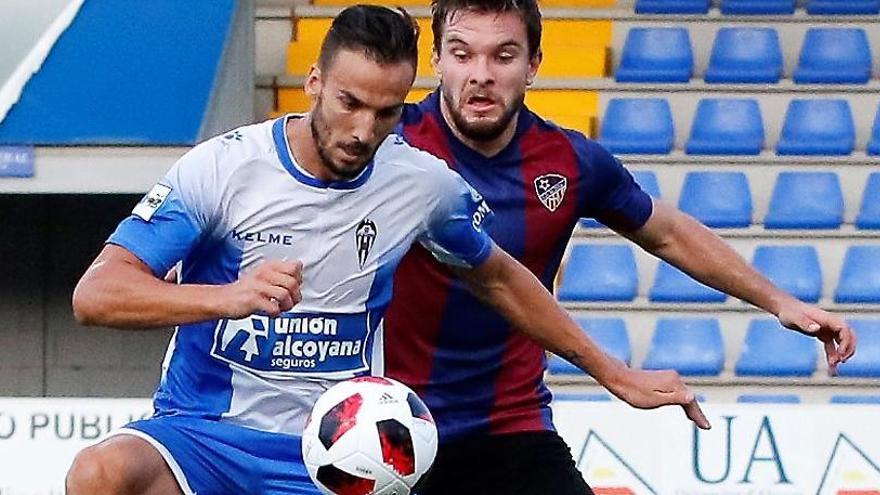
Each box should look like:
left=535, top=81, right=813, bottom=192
left=302, top=376, right=438, bottom=495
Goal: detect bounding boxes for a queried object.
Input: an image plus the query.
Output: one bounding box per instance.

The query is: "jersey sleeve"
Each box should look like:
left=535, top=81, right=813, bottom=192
left=419, top=167, right=495, bottom=268
left=107, top=140, right=222, bottom=276
left=572, top=134, right=653, bottom=232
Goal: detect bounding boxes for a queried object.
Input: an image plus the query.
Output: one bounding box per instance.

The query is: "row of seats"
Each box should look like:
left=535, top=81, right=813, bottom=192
left=558, top=244, right=880, bottom=303
left=636, top=0, right=880, bottom=15
left=619, top=27, right=875, bottom=84
left=547, top=317, right=880, bottom=377
left=583, top=171, right=880, bottom=230
left=553, top=392, right=880, bottom=404
left=600, top=98, right=880, bottom=155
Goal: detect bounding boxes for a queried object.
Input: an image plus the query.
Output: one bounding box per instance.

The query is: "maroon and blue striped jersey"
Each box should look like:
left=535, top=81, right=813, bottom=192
left=384, top=91, right=653, bottom=442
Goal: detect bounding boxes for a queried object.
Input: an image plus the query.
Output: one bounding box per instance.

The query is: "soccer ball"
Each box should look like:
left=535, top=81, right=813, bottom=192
left=302, top=376, right=438, bottom=495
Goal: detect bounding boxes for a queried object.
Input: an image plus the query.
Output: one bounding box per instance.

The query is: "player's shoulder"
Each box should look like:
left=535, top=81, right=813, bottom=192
left=527, top=110, right=618, bottom=170
left=374, top=133, right=452, bottom=178
left=174, top=118, right=278, bottom=180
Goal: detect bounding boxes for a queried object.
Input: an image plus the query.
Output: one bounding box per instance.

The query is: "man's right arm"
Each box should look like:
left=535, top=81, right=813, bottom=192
left=72, top=244, right=303, bottom=329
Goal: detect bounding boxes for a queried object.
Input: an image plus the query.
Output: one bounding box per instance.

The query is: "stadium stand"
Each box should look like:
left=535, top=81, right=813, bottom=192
left=856, top=172, right=880, bottom=228
left=642, top=318, right=724, bottom=376
left=650, top=261, right=729, bottom=303
left=764, top=172, right=844, bottom=229
left=830, top=395, right=880, bottom=404
left=835, top=247, right=880, bottom=304
left=576, top=316, right=632, bottom=365
left=807, top=0, right=880, bottom=14
left=685, top=98, right=764, bottom=155
left=737, top=394, right=802, bottom=403
left=634, top=0, right=710, bottom=14
left=557, top=244, right=639, bottom=302
left=869, top=107, right=880, bottom=156
left=794, top=28, right=872, bottom=84
left=678, top=171, right=752, bottom=228
left=835, top=319, right=880, bottom=377
left=599, top=98, right=675, bottom=154
left=616, top=27, right=693, bottom=83
left=705, top=28, right=783, bottom=84
left=752, top=246, right=823, bottom=303
left=720, top=0, right=796, bottom=15
left=735, top=319, right=818, bottom=377
left=776, top=99, right=856, bottom=156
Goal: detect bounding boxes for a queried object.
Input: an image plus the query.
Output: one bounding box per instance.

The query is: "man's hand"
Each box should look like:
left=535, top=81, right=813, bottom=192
left=606, top=366, right=711, bottom=430
left=776, top=299, right=856, bottom=375
left=219, top=260, right=303, bottom=318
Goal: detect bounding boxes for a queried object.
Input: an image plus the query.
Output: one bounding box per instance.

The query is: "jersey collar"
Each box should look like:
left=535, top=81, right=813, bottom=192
left=272, top=114, right=374, bottom=190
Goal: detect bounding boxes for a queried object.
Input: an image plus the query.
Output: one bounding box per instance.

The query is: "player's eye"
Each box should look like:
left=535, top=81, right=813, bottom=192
left=451, top=50, right=469, bottom=62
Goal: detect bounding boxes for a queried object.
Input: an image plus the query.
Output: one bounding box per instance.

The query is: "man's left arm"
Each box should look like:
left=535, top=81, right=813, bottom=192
left=619, top=200, right=856, bottom=372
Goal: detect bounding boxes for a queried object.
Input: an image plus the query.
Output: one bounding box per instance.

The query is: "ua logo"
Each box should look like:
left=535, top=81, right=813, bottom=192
left=534, top=173, right=568, bottom=212
left=218, top=316, right=269, bottom=362
left=356, top=218, right=377, bottom=269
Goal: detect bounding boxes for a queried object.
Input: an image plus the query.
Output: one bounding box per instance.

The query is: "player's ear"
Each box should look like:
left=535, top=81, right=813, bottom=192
left=526, top=48, right=542, bottom=86
left=431, top=49, right=440, bottom=78
left=305, top=64, right=322, bottom=98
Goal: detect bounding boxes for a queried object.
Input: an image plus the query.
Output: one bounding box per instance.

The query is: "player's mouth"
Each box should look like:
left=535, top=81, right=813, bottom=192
left=465, top=94, right=498, bottom=112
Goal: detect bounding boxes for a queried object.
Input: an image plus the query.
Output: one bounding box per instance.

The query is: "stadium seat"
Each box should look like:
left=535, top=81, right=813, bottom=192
left=868, top=106, right=880, bottom=156
left=737, top=394, right=802, bottom=404
left=794, top=28, right=872, bottom=84
left=808, top=0, right=880, bottom=15
left=776, top=99, right=855, bottom=156
left=720, top=0, right=795, bottom=14
left=616, top=28, right=693, bottom=83
left=635, top=0, right=710, bottom=14
left=599, top=98, right=674, bottom=154
left=553, top=392, right=613, bottom=401
left=705, top=28, right=783, bottom=84
left=576, top=317, right=632, bottom=366
left=650, top=261, right=728, bottom=303
left=764, top=172, right=844, bottom=229
left=678, top=171, right=752, bottom=228
left=752, top=246, right=822, bottom=303
left=830, top=395, right=880, bottom=404
left=856, top=172, right=880, bottom=229
left=548, top=354, right=582, bottom=375
left=642, top=318, right=724, bottom=376
left=735, top=319, right=817, bottom=377
left=835, top=247, right=880, bottom=303
left=557, top=245, right=638, bottom=301
left=836, top=320, right=880, bottom=377
left=580, top=171, right=660, bottom=228
left=685, top=99, right=764, bottom=155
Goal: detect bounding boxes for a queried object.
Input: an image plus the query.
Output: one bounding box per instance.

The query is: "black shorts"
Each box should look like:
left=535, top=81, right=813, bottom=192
left=416, top=431, right=595, bottom=495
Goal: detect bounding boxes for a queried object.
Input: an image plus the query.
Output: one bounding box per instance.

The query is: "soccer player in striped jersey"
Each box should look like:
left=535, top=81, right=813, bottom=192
left=64, top=5, right=707, bottom=495
left=383, top=1, right=856, bottom=493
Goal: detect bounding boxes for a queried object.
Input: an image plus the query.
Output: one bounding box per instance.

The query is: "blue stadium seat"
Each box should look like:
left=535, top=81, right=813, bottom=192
left=686, top=99, right=764, bottom=155
left=650, top=261, right=728, bottom=303
left=856, top=173, right=880, bottom=229
left=764, top=172, right=843, bottom=229
left=599, top=98, right=674, bottom=154
left=616, top=28, right=693, bottom=83
left=553, top=392, right=613, bottom=401
left=738, top=394, right=802, bottom=404
left=830, top=395, right=880, bottom=404
left=752, top=246, right=822, bottom=303
left=868, top=106, right=880, bottom=156
left=643, top=318, right=724, bottom=376
left=794, top=28, right=872, bottom=84
left=635, top=0, right=710, bottom=14
left=679, top=171, right=752, bottom=228
left=557, top=245, right=638, bottom=302
left=836, top=320, right=880, bottom=377
left=580, top=171, right=661, bottom=228
left=735, top=319, right=817, bottom=377
left=576, top=317, right=632, bottom=365
left=705, top=28, right=783, bottom=84
left=835, top=247, right=880, bottom=303
left=776, top=99, right=855, bottom=156
left=548, top=355, right=582, bottom=375
left=808, top=0, right=880, bottom=15
left=721, top=0, right=795, bottom=14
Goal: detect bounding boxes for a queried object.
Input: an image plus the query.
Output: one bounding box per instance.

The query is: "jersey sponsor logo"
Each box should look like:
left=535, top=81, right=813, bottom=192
left=356, top=218, right=377, bottom=269
left=132, top=184, right=172, bottom=221
left=211, top=312, right=372, bottom=377
left=230, top=229, right=294, bottom=246
left=472, top=200, right=491, bottom=231
left=534, top=173, right=568, bottom=212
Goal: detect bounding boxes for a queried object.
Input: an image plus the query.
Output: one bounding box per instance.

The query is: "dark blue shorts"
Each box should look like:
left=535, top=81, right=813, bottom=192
left=115, top=415, right=321, bottom=495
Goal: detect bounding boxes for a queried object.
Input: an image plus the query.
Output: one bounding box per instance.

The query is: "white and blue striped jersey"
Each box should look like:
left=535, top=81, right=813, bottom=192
left=108, top=115, right=494, bottom=435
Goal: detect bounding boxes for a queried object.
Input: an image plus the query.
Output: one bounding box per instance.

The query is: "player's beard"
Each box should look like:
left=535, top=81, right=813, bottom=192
left=442, top=85, right=525, bottom=142
left=310, top=95, right=373, bottom=181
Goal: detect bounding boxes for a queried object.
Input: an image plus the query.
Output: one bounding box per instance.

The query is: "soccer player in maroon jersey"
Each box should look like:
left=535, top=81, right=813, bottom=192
left=383, top=1, right=856, bottom=493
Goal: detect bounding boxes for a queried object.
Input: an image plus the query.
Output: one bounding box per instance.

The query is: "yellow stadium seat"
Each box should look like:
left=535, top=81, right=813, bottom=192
left=277, top=88, right=311, bottom=113
left=539, top=45, right=607, bottom=77
left=542, top=20, right=612, bottom=47
left=524, top=90, right=597, bottom=136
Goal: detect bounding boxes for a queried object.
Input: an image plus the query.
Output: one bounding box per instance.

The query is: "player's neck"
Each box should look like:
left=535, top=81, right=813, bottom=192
left=440, top=100, right=518, bottom=158
left=286, top=116, right=338, bottom=182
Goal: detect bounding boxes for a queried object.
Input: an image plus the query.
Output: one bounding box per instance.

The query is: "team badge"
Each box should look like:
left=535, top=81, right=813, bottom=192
left=355, top=218, right=377, bottom=269
left=534, top=173, right=568, bottom=212
left=132, top=183, right=172, bottom=221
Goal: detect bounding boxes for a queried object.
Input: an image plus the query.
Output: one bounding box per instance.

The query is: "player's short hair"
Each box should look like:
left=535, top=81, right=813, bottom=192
left=431, top=0, right=542, bottom=57
left=318, top=5, right=420, bottom=71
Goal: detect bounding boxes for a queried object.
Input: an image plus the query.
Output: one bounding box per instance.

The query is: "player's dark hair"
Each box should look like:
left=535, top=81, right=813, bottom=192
left=431, top=0, right=542, bottom=57
left=318, top=5, right=420, bottom=71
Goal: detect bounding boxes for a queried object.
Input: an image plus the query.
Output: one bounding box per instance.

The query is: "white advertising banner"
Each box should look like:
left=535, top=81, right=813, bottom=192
left=553, top=400, right=880, bottom=495
left=0, top=398, right=152, bottom=495
left=0, top=398, right=878, bottom=494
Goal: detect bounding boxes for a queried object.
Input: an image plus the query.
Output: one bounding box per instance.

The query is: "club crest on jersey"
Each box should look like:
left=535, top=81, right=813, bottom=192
left=355, top=218, right=377, bottom=269
left=534, top=173, right=568, bottom=212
